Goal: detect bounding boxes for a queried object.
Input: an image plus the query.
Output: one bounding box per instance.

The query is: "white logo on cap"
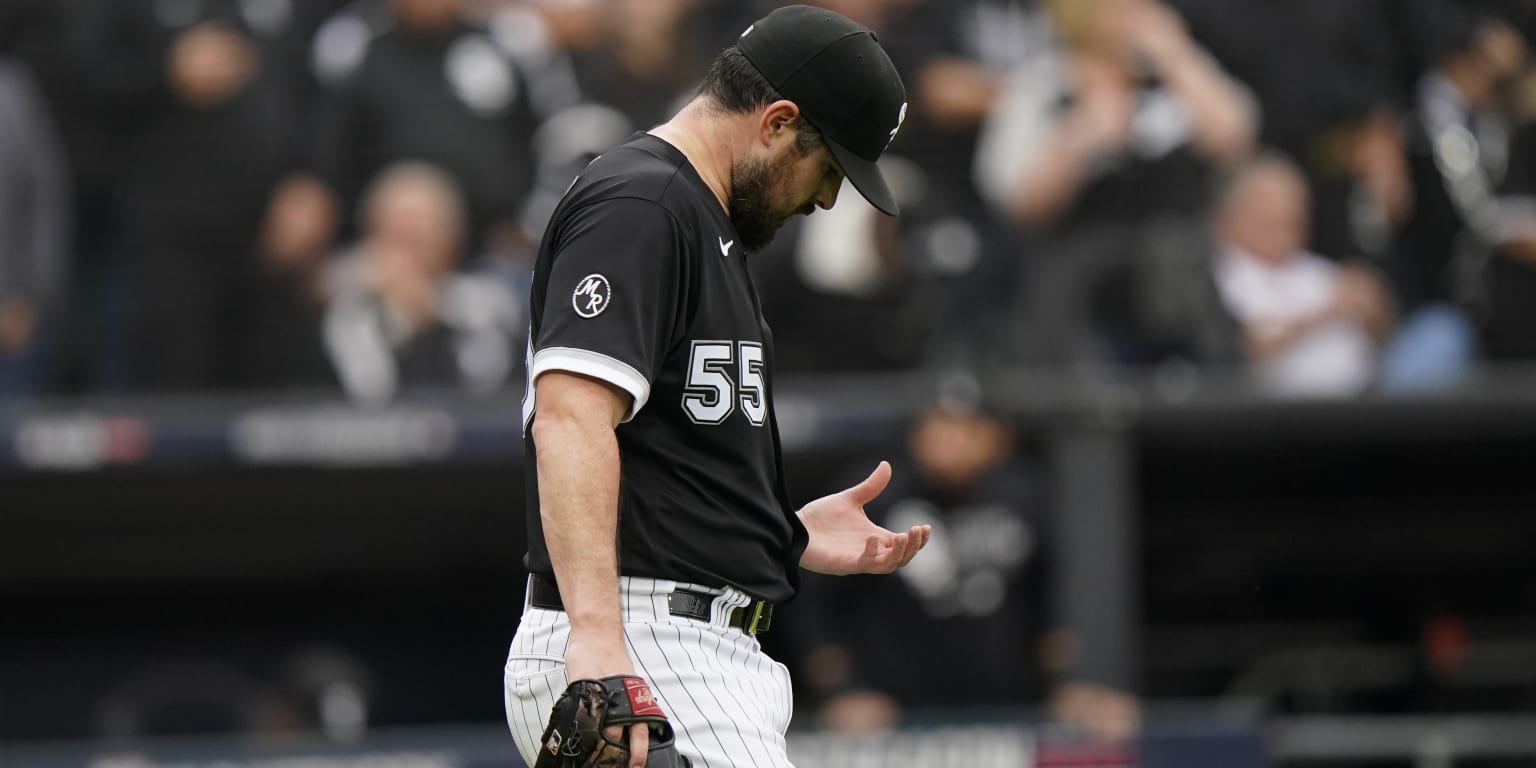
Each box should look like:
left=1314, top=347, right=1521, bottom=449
left=740, top=24, right=755, bottom=38
left=887, top=102, right=908, bottom=149
left=572, top=273, right=611, bottom=318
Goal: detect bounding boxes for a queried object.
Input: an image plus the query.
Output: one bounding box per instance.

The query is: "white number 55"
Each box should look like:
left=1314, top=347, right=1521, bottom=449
left=682, top=341, right=767, bottom=426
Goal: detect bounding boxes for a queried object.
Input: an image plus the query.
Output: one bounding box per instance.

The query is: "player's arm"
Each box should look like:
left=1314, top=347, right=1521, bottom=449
left=529, top=197, right=679, bottom=651
left=531, top=369, right=629, bottom=673
left=529, top=369, right=651, bottom=763
left=797, top=461, right=931, bottom=575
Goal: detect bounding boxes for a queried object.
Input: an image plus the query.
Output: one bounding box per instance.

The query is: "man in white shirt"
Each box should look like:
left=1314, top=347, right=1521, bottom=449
left=1213, top=153, right=1393, bottom=395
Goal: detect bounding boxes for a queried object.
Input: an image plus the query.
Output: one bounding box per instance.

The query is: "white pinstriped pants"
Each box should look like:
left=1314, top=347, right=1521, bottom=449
left=504, top=576, right=797, bottom=768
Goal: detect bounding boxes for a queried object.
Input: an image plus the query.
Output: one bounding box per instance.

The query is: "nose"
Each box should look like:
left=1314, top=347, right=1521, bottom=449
left=814, top=177, right=841, bottom=211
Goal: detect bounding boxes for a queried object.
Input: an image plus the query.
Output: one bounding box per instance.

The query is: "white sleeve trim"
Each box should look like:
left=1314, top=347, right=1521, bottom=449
left=529, top=346, right=652, bottom=422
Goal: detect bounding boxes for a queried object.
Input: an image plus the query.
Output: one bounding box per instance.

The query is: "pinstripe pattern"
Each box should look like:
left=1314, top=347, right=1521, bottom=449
left=505, top=577, right=795, bottom=768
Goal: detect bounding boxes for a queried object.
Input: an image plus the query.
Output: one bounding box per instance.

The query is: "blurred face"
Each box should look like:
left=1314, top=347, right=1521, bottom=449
left=1052, top=0, right=1145, bottom=57
left=729, top=127, right=843, bottom=252
left=168, top=23, right=258, bottom=108
left=613, top=0, right=693, bottom=29
left=1088, top=0, right=1145, bottom=56
left=393, top=0, right=462, bottom=30
left=1220, top=163, right=1310, bottom=264
left=1470, top=22, right=1527, bottom=104
left=369, top=185, right=462, bottom=277
left=810, top=0, right=891, bottom=27
left=910, top=407, right=1012, bottom=489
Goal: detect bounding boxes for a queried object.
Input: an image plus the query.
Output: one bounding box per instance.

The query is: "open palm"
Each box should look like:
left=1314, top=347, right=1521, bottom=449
left=798, top=461, right=931, bottom=575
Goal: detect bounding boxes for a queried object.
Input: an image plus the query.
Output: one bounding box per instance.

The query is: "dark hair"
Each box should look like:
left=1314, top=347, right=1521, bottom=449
left=699, top=46, right=781, bottom=112
left=699, top=46, right=825, bottom=157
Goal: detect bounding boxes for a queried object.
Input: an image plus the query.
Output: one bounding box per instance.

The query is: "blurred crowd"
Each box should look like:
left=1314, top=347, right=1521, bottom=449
left=5, top=0, right=1536, bottom=745
left=1, top=0, right=1534, bottom=402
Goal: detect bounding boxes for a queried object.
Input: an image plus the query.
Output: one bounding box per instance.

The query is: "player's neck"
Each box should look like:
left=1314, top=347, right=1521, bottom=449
left=649, top=99, right=743, bottom=216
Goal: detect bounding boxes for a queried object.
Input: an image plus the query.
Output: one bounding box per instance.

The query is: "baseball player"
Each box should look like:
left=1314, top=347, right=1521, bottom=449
left=503, top=6, right=927, bottom=768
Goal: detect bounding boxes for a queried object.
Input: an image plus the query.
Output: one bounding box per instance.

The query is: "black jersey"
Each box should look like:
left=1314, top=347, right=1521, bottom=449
left=522, top=133, right=808, bottom=603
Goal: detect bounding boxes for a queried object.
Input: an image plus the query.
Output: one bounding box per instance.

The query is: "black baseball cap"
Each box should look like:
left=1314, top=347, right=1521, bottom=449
left=736, top=5, right=908, bottom=216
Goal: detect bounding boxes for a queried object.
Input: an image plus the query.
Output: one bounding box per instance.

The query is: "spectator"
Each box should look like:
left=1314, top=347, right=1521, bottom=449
left=878, top=0, right=1050, bottom=364
left=1384, top=17, right=1528, bottom=385
left=793, top=391, right=1048, bottom=732
left=322, top=162, right=521, bottom=404
left=1168, top=0, right=1442, bottom=261
left=1213, top=154, right=1394, bottom=396
left=0, top=59, right=69, bottom=398
left=253, top=646, right=375, bottom=745
left=248, top=173, right=343, bottom=391
left=791, top=379, right=1142, bottom=741
left=480, top=0, right=597, bottom=249
left=515, top=102, right=635, bottom=259
left=0, top=0, right=158, bottom=394
left=558, top=0, right=748, bottom=130
left=1478, top=71, right=1536, bottom=359
left=105, top=0, right=300, bottom=391
left=503, top=0, right=747, bottom=247
left=1, top=0, right=154, bottom=394
left=750, top=205, right=929, bottom=374
left=268, top=0, right=540, bottom=264
left=974, top=0, right=1254, bottom=368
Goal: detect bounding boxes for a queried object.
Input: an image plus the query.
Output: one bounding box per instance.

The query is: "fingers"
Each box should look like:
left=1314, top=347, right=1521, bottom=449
left=862, top=531, right=905, bottom=574
left=896, top=525, right=931, bottom=568
left=889, top=531, right=908, bottom=567
left=846, top=460, right=892, bottom=505
left=862, top=534, right=882, bottom=563
left=859, top=522, right=932, bottom=574
left=628, top=722, right=650, bottom=768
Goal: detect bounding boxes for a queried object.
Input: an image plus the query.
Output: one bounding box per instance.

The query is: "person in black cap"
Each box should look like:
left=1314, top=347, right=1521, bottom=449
left=503, top=5, right=927, bottom=767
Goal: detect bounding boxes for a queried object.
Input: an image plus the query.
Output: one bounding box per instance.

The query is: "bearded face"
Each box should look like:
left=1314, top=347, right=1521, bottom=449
left=728, top=134, right=831, bottom=253
left=728, top=153, right=794, bottom=252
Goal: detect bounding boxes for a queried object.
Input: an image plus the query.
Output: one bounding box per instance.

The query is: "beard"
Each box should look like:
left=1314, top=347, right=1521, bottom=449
left=728, top=150, right=800, bottom=253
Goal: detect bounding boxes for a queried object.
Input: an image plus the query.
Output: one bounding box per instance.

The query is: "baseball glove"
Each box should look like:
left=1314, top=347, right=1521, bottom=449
left=534, top=675, right=691, bottom=768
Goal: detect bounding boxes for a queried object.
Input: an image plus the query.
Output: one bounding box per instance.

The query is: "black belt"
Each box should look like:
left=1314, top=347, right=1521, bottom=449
left=528, top=573, right=774, bottom=635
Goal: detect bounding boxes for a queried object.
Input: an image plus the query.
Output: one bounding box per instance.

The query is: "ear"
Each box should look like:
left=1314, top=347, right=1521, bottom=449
left=757, top=99, right=802, bottom=148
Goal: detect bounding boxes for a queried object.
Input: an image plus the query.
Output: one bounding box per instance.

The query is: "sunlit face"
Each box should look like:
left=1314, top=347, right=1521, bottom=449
left=728, top=132, right=844, bottom=252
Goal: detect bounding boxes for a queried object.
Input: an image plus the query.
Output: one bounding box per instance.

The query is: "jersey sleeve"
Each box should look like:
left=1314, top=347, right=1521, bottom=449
left=529, top=197, right=687, bottom=421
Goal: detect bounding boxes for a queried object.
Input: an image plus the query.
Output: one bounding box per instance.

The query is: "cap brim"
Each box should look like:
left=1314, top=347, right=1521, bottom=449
left=826, top=140, right=899, bottom=216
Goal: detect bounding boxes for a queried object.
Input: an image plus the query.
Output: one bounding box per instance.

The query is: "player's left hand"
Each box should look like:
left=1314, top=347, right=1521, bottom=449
left=797, top=461, right=931, bottom=576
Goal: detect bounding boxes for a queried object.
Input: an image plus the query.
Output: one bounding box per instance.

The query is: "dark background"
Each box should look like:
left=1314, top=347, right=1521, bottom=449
left=6, top=393, right=1534, bottom=743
